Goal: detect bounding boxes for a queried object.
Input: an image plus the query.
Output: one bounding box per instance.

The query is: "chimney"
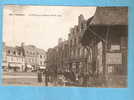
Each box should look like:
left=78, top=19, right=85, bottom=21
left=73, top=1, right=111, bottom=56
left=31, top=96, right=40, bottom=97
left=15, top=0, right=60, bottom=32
left=58, top=38, right=63, bottom=45
left=78, top=14, right=85, bottom=25
left=21, top=42, right=25, bottom=47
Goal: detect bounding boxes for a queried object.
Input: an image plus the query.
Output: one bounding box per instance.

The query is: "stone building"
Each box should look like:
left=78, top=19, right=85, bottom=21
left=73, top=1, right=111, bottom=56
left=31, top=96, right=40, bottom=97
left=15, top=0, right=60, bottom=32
left=46, top=7, right=128, bottom=87
left=2, top=43, right=47, bottom=72
left=3, top=45, right=25, bottom=72
left=21, top=43, right=38, bottom=71
left=36, top=48, right=46, bottom=69
left=46, top=14, right=91, bottom=84
left=21, top=43, right=47, bottom=71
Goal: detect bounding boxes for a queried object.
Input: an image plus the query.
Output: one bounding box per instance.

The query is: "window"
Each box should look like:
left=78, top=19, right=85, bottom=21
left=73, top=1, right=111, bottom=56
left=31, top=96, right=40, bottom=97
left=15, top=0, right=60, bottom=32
left=108, top=66, right=113, bottom=74
left=40, top=55, right=42, bottom=58
left=31, top=59, right=32, bottom=63
left=84, top=48, right=88, bottom=57
left=40, top=61, right=42, bottom=65
left=80, top=48, right=83, bottom=56
left=13, top=51, right=16, bottom=55
left=77, top=48, right=80, bottom=57
left=70, top=40, right=72, bottom=47
left=18, top=52, right=21, bottom=56
left=11, top=57, right=13, bottom=62
left=8, top=50, right=10, bottom=54
left=74, top=38, right=76, bottom=45
left=73, top=49, right=76, bottom=57
left=81, top=23, right=84, bottom=30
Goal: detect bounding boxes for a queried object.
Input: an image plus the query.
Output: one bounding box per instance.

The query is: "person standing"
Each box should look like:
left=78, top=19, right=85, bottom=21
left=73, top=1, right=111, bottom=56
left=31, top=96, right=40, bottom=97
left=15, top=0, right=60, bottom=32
left=37, top=70, right=43, bottom=85
left=43, top=69, right=48, bottom=86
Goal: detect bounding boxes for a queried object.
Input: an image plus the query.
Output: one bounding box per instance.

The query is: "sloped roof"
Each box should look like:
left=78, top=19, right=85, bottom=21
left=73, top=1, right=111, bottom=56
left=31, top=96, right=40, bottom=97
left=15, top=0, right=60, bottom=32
left=90, top=7, right=128, bottom=25
left=81, top=7, right=128, bottom=46
left=37, top=48, right=46, bottom=55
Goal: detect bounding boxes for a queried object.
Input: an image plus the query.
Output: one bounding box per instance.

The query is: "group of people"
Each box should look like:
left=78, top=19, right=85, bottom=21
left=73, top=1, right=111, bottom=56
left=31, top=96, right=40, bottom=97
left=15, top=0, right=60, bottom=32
left=37, top=69, right=48, bottom=86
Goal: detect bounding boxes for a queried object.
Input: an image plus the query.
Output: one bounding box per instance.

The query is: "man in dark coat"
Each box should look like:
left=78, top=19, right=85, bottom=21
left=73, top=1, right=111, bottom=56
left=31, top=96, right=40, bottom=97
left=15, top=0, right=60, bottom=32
left=37, top=70, right=43, bottom=85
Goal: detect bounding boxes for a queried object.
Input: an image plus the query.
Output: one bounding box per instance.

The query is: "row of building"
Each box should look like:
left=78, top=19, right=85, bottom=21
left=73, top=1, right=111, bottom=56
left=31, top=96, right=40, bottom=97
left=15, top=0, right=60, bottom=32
left=2, top=7, right=128, bottom=87
left=46, top=7, right=128, bottom=87
left=2, top=43, right=46, bottom=72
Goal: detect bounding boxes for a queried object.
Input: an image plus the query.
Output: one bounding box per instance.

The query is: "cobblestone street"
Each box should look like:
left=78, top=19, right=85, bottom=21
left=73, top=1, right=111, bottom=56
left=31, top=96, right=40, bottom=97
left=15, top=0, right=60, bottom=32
left=2, top=6, right=128, bottom=88
left=3, top=72, right=51, bottom=86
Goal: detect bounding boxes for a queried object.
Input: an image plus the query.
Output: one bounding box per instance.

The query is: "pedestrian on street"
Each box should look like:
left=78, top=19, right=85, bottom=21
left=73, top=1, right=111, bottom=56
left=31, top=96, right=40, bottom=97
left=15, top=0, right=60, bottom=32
left=43, top=69, right=48, bottom=86
left=37, top=69, right=43, bottom=85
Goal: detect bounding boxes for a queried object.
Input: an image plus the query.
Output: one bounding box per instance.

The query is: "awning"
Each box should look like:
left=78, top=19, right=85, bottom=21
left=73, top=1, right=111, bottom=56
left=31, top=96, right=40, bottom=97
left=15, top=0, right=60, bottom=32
left=27, top=65, right=33, bottom=68
left=81, top=7, right=128, bottom=46
left=81, top=25, right=128, bottom=46
left=9, top=63, right=21, bottom=68
left=39, top=66, right=46, bottom=69
left=2, top=62, right=8, bottom=66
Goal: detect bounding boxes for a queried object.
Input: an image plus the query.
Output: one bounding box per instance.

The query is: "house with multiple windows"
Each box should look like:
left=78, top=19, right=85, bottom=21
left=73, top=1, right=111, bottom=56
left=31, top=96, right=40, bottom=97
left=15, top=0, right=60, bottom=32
left=2, top=42, right=46, bottom=72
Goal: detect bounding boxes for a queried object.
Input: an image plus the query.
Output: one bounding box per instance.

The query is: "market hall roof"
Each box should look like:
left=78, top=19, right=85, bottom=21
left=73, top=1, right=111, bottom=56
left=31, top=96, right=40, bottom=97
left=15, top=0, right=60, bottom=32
left=81, top=7, right=128, bottom=46
left=90, top=7, right=128, bottom=25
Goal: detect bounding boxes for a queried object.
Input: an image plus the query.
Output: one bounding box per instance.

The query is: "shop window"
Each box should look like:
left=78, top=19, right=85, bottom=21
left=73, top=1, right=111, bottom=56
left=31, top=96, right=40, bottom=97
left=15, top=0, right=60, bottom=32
left=108, top=65, right=113, bottom=74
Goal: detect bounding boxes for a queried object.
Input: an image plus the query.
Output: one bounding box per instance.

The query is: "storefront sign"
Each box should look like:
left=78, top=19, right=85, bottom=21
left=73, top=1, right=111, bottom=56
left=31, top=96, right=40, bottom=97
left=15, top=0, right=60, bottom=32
left=111, top=45, right=120, bottom=51
left=106, top=53, right=122, bottom=64
left=9, top=63, right=22, bottom=67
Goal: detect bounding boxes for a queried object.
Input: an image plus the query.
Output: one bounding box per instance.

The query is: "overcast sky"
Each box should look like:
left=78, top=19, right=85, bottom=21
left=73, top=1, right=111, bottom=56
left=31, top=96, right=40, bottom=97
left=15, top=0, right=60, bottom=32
left=3, top=5, right=96, bottom=51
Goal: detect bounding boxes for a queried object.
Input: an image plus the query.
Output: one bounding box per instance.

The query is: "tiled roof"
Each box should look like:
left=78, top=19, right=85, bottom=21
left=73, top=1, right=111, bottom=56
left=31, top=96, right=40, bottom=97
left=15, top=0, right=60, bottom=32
left=90, top=7, right=128, bottom=25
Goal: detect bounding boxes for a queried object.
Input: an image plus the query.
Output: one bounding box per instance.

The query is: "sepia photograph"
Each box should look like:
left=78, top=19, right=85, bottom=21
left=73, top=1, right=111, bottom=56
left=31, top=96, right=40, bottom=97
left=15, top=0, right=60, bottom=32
left=2, top=5, right=128, bottom=88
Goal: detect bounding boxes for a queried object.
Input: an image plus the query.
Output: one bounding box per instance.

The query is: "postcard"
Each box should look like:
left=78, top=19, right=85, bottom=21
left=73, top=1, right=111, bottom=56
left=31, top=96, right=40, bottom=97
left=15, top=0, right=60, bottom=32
left=2, top=5, right=128, bottom=88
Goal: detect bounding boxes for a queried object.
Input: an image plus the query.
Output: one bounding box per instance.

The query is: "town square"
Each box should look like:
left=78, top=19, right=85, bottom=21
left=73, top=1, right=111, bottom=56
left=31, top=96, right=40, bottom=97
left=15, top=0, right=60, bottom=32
left=2, top=6, right=128, bottom=88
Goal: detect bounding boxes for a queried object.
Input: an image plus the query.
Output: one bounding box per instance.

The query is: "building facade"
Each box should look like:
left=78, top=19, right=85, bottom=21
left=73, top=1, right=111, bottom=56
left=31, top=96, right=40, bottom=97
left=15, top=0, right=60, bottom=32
left=3, top=46, right=25, bottom=72
left=36, top=48, right=46, bottom=69
left=81, top=7, right=128, bottom=87
left=46, top=7, right=128, bottom=87
left=46, top=14, right=91, bottom=85
left=2, top=43, right=47, bottom=72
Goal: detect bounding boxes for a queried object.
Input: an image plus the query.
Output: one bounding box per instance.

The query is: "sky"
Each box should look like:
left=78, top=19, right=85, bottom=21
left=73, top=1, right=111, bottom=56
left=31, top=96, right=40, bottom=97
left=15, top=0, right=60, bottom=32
left=3, top=5, right=96, bottom=51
